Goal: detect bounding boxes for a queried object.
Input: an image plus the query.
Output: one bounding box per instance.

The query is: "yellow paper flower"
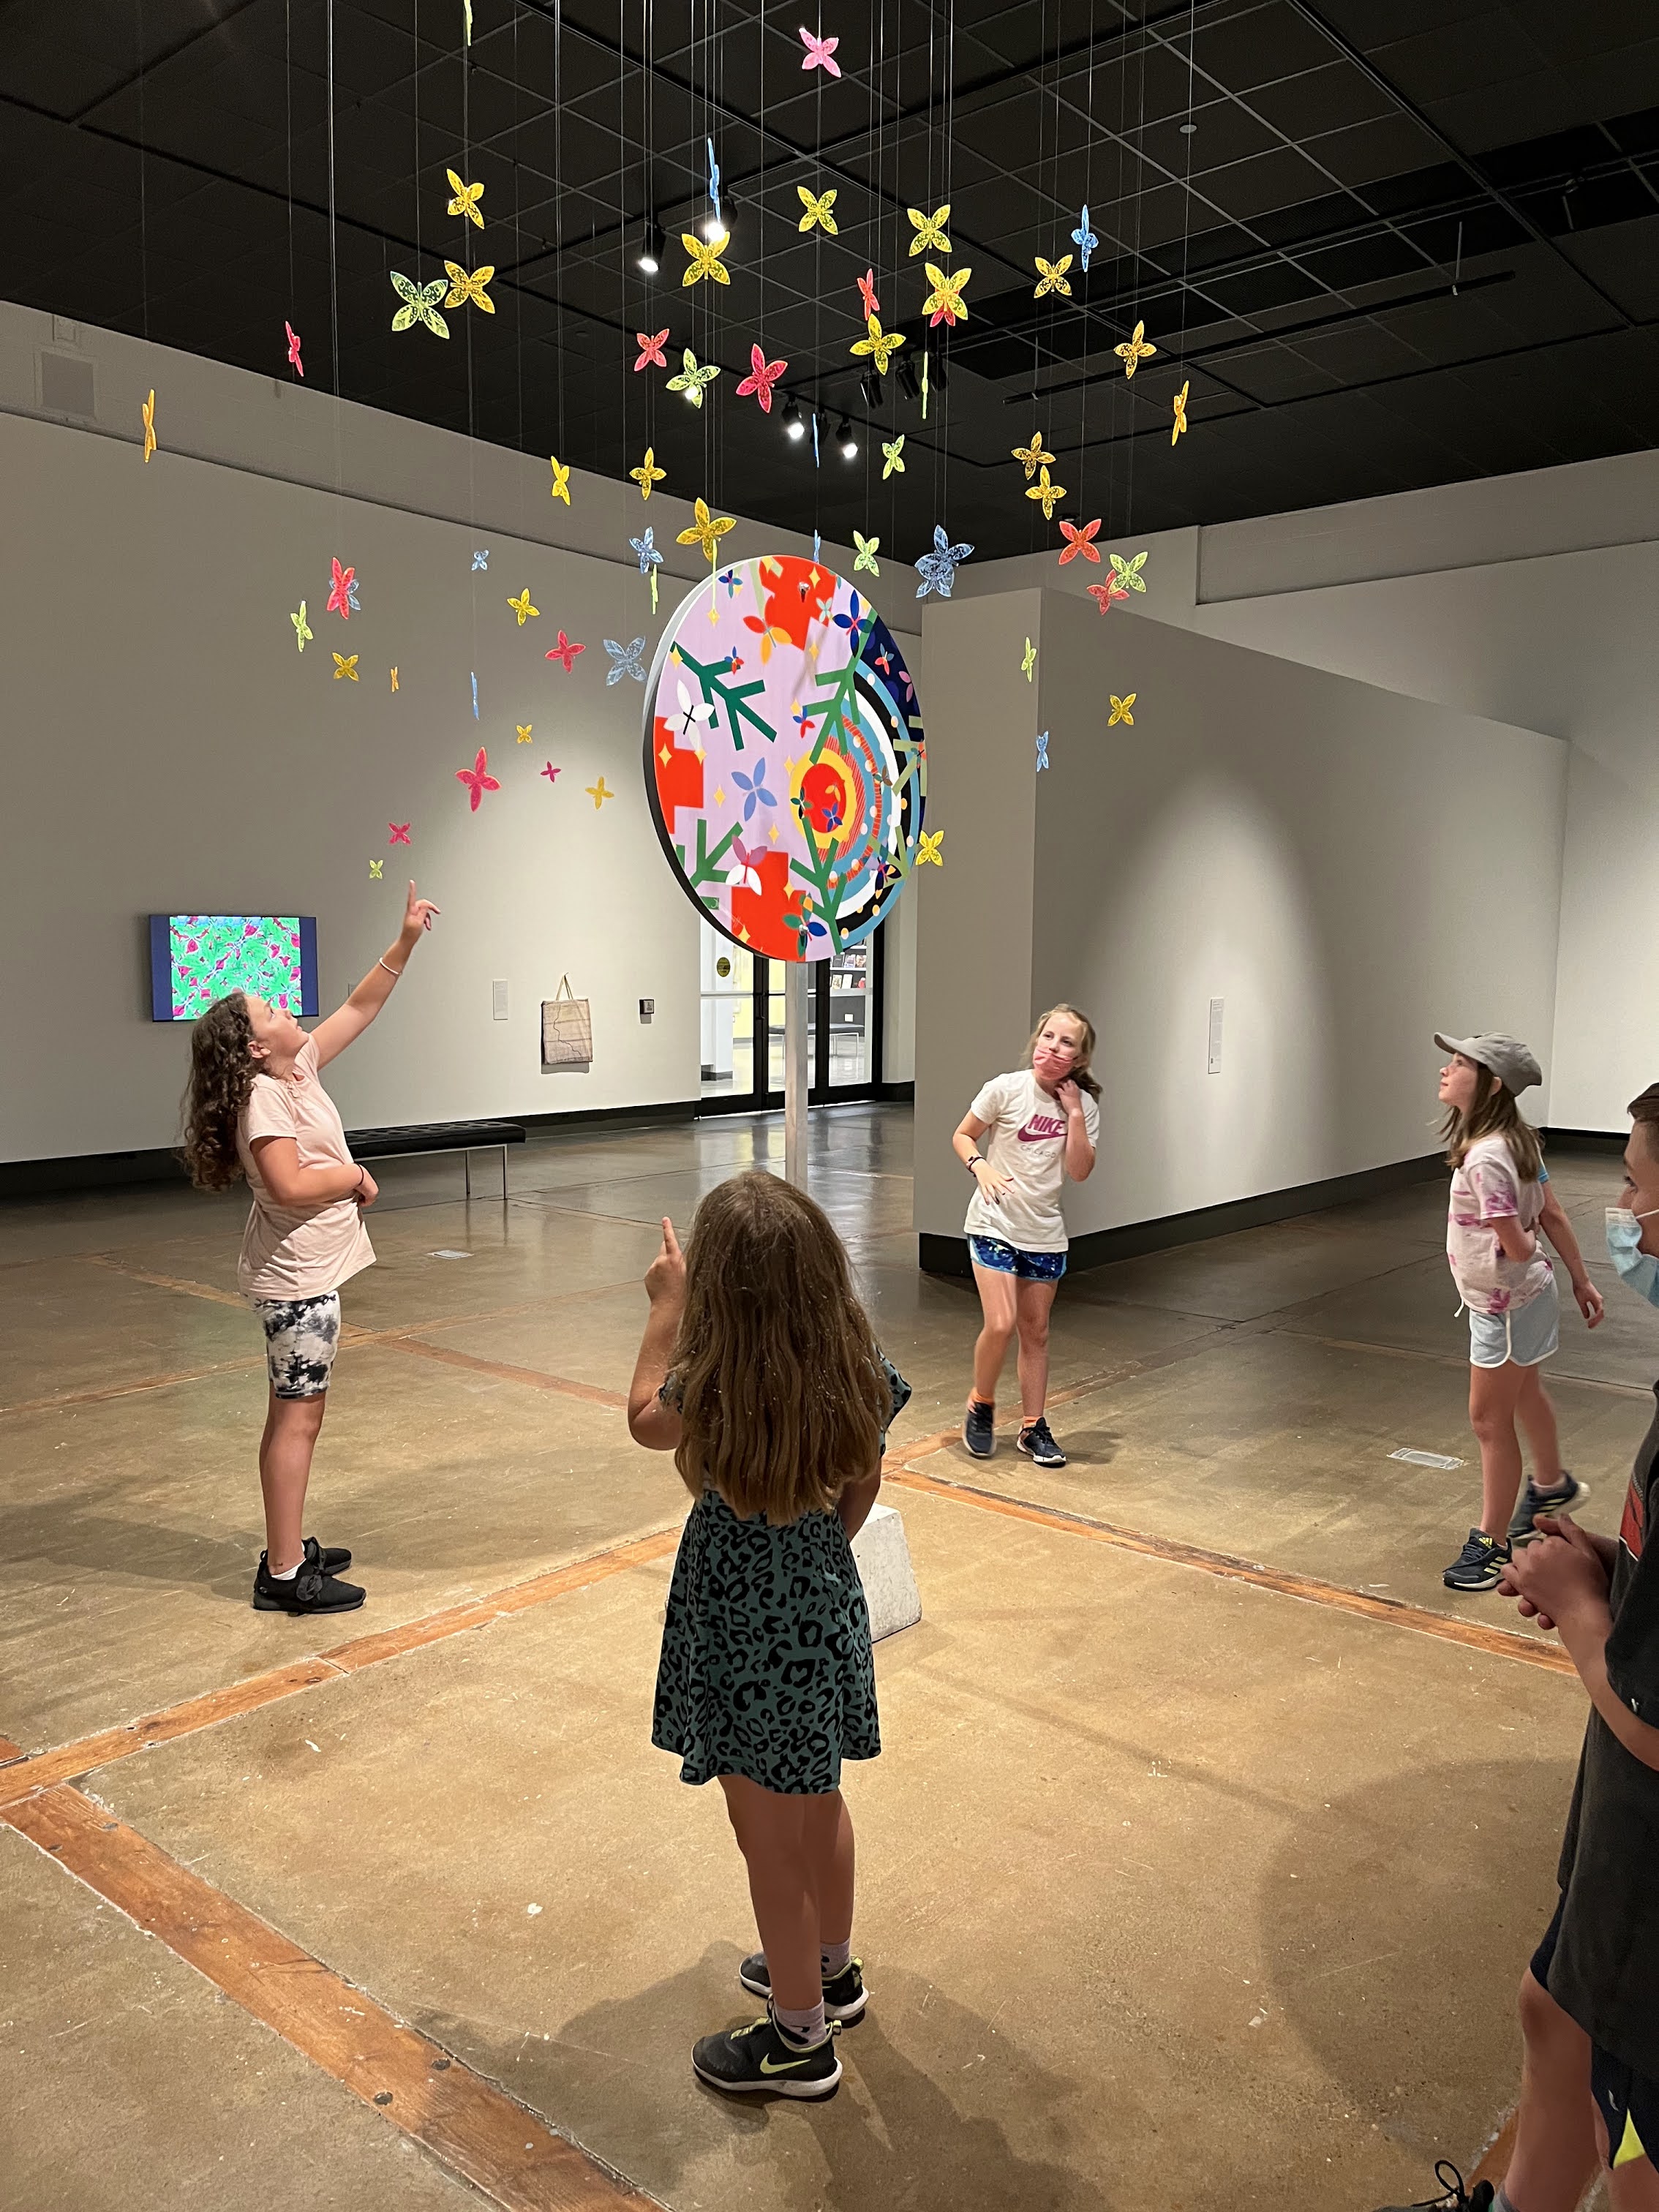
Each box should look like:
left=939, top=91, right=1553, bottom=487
left=1012, top=430, right=1054, bottom=478
left=333, top=652, right=360, bottom=681
left=916, top=830, right=944, bottom=866
left=507, top=588, right=539, bottom=625
left=922, top=263, right=971, bottom=328
left=881, top=435, right=906, bottom=480
left=1108, top=693, right=1136, bottom=725
left=851, top=315, right=905, bottom=373
left=853, top=531, right=880, bottom=576
left=1115, top=320, right=1156, bottom=377
left=1033, top=255, right=1073, bottom=299
left=907, top=204, right=950, bottom=256
left=443, top=260, right=495, bottom=312
left=797, top=186, right=839, bottom=236
left=681, top=231, right=731, bottom=286
left=549, top=455, right=571, bottom=505
left=1171, top=377, right=1189, bottom=443
left=631, top=447, right=666, bottom=500
left=677, top=497, right=737, bottom=564
left=141, top=388, right=157, bottom=462
left=445, top=169, right=484, bottom=226
left=1025, top=464, right=1066, bottom=520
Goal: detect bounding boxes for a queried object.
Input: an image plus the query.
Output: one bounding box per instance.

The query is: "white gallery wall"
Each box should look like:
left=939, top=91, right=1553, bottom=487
left=962, top=450, right=1659, bottom=1133
left=0, top=304, right=922, bottom=1163
left=913, top=589, right=1567, bottom=1246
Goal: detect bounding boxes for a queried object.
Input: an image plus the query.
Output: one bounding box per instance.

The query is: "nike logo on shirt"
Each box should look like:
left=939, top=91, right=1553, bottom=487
left=1016, top=1114, right=1066, bottom=1142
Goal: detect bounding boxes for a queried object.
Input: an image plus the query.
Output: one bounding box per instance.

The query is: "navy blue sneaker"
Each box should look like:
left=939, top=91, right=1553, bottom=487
left=1507, top=1473, right=1589, bottom=1546
left=1017, top=1416, right=1066, bottom=1469
left=963, top=1400, right=995, bottom=1458
left=1442, top=1529, right=1511, bottom=1592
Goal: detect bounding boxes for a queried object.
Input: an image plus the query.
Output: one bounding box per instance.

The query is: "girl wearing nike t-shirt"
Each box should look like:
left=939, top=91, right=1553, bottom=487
left=951, top=1006, right=1100, bottom=1469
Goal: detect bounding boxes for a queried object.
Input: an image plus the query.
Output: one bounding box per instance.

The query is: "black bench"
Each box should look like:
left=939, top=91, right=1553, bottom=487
left=346, top=1121, right=525, bottom=1202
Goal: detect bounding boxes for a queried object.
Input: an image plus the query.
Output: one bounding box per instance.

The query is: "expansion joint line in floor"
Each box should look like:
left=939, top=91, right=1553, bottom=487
left=0, top=1525, right=681, bottom=1810
left=1, top=1783, right=659, bottom=2212
left=883, top=1456, right=1578, bottom=1678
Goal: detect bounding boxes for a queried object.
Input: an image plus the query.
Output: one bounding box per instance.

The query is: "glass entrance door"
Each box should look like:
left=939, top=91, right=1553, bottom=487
left=699, top=922, right=885, bottom=1113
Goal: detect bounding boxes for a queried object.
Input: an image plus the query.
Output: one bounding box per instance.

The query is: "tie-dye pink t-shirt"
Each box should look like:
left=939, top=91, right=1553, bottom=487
left=1446, top=1134, right=1551, bottom=1315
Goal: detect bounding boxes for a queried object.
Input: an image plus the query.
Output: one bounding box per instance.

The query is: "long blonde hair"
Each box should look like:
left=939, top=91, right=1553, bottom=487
left=1026, top=1003, right=1101, bottom=1099
left=670, top=1171, right=889, bottom=1523
left=1442, top=1060, right=1543, bottom=1181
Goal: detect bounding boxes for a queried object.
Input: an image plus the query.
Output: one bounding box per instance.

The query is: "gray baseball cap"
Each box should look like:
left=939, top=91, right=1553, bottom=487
left=1434, top=1032, right=1543, bottom=1095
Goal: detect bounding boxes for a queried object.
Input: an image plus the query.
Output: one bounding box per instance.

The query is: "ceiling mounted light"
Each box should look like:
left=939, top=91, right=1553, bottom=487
left=929, top=348, right=949, bottom=392
left=859, top=368, right=884, bottom=411
left=782, top=396, right=805, bottom=441
left=897, top=356, right=920, bottom=402
left=702, top=211, right=729, bottom=242
left=837, top=415, right=858, bottom=459
left=636, top=219, right=664, bottom=274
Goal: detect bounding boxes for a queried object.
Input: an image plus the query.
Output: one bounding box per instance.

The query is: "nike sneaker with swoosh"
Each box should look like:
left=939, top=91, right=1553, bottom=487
left=739, top=1951, right=868, bottom=2021
left=691, top=2006, right=843, bottom=2098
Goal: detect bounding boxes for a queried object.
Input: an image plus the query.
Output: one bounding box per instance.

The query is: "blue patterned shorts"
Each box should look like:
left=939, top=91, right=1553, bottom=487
left=252, top=1293, right=342, bottom=1398
left=968, top=1235, right=1066, bottom=1282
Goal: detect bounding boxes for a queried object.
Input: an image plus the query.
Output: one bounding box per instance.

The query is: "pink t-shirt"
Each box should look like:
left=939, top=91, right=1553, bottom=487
left=236, top=1035, right=375, bottom=1300
left=1445, top=1134, right=1551, bottom=1316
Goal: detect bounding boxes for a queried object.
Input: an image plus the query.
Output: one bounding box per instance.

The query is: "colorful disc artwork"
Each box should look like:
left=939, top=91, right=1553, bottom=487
left=643, top=554, right=926, bottom=963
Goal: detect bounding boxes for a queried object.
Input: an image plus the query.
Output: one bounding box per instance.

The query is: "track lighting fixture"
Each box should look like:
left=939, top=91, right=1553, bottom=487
left=859, top=369, right=884, bottom=411
left=837, top=416, right=858, bottom=459
left=897, top=356, right=921, bottom=402
left=782, top=396, right=805, bottom=441
left=636, top=219, right=664, bottom=274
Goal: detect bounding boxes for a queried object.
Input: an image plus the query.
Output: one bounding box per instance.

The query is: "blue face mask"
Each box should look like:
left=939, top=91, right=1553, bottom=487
left=1606, top=1205, right=1659, bottom=1305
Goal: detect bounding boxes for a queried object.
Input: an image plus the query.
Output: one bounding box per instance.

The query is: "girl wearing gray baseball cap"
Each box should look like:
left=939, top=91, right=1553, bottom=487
left=1434, top=1033, right=1604, bottom=1593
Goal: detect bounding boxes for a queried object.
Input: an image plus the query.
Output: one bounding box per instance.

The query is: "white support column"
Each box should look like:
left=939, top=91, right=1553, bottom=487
left=783, top=960, right=810, bottom=1189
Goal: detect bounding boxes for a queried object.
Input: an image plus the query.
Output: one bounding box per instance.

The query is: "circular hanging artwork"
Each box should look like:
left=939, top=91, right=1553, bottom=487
left=642, top=554, right=926, bottom=963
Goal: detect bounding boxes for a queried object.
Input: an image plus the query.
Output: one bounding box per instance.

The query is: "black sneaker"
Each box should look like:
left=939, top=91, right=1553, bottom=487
left=1507, top=1473, right=1589, bottom=1546
left=738, top=1952, right=868, bottom=2022
left=963, top=1399, right=996, bottom=1458
left=691, top=2006, right=842, bottom=2099
left=1442, top=1529, right=1512, bottom=1592
left=1017, top=1416, right=1067, bottom=1469
left=253, top=1537, right=366, bottom=1615
left=1374, top=2162, right=1493, bottom=2211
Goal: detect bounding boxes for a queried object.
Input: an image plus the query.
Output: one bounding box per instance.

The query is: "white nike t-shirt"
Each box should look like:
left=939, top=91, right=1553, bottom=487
left=962, top=1069, right=1099, bottom=1253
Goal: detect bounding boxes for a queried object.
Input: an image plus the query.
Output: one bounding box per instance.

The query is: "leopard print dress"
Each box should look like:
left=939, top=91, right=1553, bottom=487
left=651, top=1356, right=911, bottom=1795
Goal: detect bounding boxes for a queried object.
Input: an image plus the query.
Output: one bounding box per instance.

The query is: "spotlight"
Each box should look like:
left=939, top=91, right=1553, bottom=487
left=782, top=396, right=805, bottom=441
left=858, top=368, right=884, bottom=411
left=636, top=219, right=664, bottom=274
left=837, top=415, right=858, bottom=459
left=702, top=211, right=729, bottom=242
left=897, top=356, right=921, bottom=402
left=928, top=347, right=949, bottom=392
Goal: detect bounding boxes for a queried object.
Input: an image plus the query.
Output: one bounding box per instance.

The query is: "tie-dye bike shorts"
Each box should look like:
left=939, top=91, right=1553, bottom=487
left=250, top=1292, right=342, bottom=1398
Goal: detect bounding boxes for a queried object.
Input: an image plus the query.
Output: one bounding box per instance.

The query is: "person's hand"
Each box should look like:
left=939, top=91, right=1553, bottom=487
left=645, top=1217, right=686, bottom=1307
left=1573, top=1276, right=1606, bottom=1328
left=401, top=881, right=442, bottom=940
left=1055, top=1078, right=1083, bottom=1118
left=970, top=1159, right=1012, bottom=1205
left=353, top=1167, right=379, bottom=1208
left=1497, top=1514, right=1610, bottom=1633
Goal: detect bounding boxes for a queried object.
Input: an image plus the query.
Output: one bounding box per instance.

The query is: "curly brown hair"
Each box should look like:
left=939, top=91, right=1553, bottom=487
left=179, top=993, right=257, bottom=1190
left=669, top=1170, right=889, bottom=1524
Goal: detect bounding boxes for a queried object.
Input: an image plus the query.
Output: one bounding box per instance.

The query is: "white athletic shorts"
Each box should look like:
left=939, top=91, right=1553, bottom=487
left=1468, top=1279, right=1560, bottom=1371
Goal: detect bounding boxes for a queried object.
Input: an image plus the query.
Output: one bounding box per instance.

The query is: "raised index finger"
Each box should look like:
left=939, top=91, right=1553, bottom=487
left=661, top=1216, right=682, bottom=1257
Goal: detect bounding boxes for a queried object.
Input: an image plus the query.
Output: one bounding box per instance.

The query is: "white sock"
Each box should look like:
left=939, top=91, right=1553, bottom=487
left=266, top=1554, right=301, bottom=1581
left=775, top=1998, right=827, bottom=2047
left=821, top=1940, right=852, bottom=1976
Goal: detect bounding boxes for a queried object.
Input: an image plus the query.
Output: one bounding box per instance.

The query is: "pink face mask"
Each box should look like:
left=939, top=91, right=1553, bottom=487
left=1033, top=1043, right=1076, bottom=1081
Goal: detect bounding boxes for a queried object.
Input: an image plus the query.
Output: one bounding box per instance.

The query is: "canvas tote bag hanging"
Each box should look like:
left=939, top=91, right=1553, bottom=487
left=541, top=976, right=593, bottom=1066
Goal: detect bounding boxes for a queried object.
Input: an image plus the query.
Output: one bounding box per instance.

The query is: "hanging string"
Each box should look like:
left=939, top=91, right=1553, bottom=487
left=136, top=1, right=149, bottom=341
left=1121, top=10, right=1148, bottom=541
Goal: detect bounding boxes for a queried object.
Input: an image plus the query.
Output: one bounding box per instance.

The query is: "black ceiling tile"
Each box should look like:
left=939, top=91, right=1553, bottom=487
left=1244, top=60, right=1398, bottom=140
left=1208, top=342, right=1342, bottom=403
left=1299, top=113, right=1449, bottom=189
left=1192, top=2, right=1340, bottom=94
left=1195, top=144, right=1336, bottom=221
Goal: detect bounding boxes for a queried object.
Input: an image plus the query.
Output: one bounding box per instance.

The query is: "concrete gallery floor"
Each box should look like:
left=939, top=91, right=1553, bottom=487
left=1, top=1107, right=1642, bottom=2211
